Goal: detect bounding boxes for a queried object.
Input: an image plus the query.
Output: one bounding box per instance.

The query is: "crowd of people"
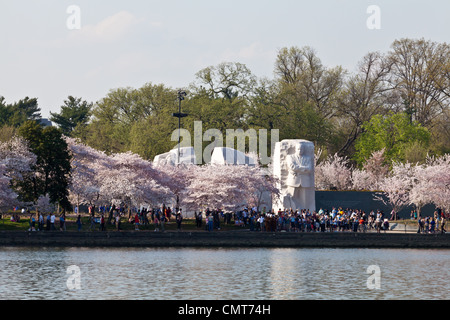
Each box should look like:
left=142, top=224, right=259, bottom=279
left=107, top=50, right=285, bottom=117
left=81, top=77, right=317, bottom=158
left=416, top=214, right=447, bottom=234
left=193, top=206, right=448, bottom=234
left=84, top=204, right=185, bottom=232
left=187, top=207, right=388, bottom=233
left=6, top=203, right=448, bottom=235
left=18, top=210, right=66, bottom=232
left=226, top=207, right=391, bottom=233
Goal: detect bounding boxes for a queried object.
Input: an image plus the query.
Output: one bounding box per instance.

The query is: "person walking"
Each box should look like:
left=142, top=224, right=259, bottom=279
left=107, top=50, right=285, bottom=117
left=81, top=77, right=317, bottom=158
left=89, top=213, right=96, bottom=231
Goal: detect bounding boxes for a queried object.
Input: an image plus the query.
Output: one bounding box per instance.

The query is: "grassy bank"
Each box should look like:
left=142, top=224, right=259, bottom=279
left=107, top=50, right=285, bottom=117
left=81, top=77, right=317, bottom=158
left=0, top=212, right=446, bottom=234
left=0, top=214, right=243, bottom=233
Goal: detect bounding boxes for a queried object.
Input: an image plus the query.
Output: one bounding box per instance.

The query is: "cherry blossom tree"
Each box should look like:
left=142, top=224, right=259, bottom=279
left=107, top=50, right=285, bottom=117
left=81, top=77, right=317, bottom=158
left=408, top=163, right=430, bottom=217
left=239, top=160, right=280, bottom=210
left=0, top=136, right=37, bottom=211
left=179, top=164, right=248, bottom=212
left=374, top=161, right=415, bottom=215
left=409, top=155, right=450, bottom=213
left=97, top=151, right=174, bottom=214
left=179, top=158, right=280, bottom=213
left=0, top=163, right=18, bottom=212
left=428, top=155, right=450, bottom=211
left=67, top=138, right=178, bottom=215
left=154, top=162, right=198, bottom=209
left=352, top=149, right=389, bottom=191
left=66, top=137, right=110, bottom=211
left=374, top=155, right=450, bottom=217
left=36, top=194, right=56, bottom=214
left=0, top=136, right=37, bottom=182
left=315, top=153, right=352, bottom=191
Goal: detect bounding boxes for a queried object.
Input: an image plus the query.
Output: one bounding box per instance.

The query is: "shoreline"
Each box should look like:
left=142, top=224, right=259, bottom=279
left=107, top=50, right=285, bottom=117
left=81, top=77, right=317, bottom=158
left=0, top=231, right=448, bottom=249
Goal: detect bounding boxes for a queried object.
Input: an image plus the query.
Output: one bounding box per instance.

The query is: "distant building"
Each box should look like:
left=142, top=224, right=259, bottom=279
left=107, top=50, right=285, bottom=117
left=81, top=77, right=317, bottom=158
left=40, top=118, right=53, bottom=127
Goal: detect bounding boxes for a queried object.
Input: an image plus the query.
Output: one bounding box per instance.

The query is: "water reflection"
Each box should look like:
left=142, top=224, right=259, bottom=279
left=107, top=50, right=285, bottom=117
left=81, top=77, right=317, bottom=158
left=0, top=247, right=448, bottom=300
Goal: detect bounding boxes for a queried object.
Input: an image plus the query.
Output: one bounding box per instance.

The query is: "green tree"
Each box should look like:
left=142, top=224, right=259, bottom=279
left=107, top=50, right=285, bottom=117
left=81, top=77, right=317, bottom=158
left=335, top=52, right=393, bottom=157
left=192, top=62, right=257, bottom=101
left=128, top=84, right=180, bottom=160
left=50, top=96, right=92, bottom=136
left=274, top=46, right=345, bottom=120
left=247, top=73, right=337, bottom=154
left=269, top=46, right=345, bottom=153
left=17, top=121, right=72, bottom=210
left=0, top=96, right=41, bottom=127
left=354, top=112, right=431, bottom=166
left=80, top=83, right=179, bottom=159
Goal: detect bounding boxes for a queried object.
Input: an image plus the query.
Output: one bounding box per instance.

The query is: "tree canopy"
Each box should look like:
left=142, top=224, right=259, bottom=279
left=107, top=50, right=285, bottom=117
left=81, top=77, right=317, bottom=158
left=2, top=37, right=449, bottom=168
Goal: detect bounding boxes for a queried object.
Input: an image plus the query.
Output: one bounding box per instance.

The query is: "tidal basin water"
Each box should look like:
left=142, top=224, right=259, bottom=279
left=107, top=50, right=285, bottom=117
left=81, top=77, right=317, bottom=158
left=0, top=247, right=448, bottom=300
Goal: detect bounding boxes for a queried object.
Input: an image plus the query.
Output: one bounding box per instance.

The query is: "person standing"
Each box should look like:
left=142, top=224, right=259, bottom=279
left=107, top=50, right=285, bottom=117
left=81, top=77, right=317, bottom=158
left=100, top=214, right=105, bottom=231
left=59, top=212, right=66, bottom=232
left=375, top=212, right=382, bottom=233
left=429, top=218, right=436, bottom=234
left=116, top=214, right=121, bottom=231
left=134, top=213, right=140, bottom=231
left=207, top=214, right=214, bottom=232
left=50, top=213, right=56, bottom=231
left=390, top=209, right=397, bottom=221
left=160, top=213, right=165, bottom=232
left=259, top=215, right=265, bottom=232
left=46, top=213, right=51, bottom=231
left=28, top=213, right=36, bottom=231
left=153, top=214, right=159, bottom=232
left=195, top=212, right=202, bottom=229
left=417, top=218, right=424, bottom=234
left=440, top=216, right=446, bottom=234
left=38, top=212, right=44, bottom=231
left=76, top=214, right=82, bottom=232
left=424, top=217, right=430, bottom=234
left=176, top=210, right=183, bottom=231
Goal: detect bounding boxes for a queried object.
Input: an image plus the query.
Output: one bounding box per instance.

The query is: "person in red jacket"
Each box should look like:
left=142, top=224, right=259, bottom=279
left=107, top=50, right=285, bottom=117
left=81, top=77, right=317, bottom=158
left=134, top=213, right=140, bottom=231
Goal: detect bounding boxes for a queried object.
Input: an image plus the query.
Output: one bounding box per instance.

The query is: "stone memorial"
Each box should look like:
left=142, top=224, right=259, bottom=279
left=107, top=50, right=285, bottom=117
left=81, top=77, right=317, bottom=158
left=153, top=147, right=197, bottom=166
left=272, top=139, right=316, bottom=212
left=210, top=147, right=256, bottom=166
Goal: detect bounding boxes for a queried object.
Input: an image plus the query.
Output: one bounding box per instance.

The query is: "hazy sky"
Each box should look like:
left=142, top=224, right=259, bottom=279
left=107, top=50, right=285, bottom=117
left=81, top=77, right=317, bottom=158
left=1, top=0, right=449, bottom=118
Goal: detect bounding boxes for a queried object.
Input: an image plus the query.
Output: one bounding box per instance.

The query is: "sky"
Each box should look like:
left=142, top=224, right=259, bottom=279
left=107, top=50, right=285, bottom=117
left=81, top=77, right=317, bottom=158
left=1, top=0, right=449, bottom=118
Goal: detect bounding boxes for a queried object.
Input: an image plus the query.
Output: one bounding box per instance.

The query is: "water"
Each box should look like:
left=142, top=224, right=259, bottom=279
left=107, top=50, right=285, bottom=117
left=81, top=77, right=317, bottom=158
left=0, top=247, right=448, bottom=300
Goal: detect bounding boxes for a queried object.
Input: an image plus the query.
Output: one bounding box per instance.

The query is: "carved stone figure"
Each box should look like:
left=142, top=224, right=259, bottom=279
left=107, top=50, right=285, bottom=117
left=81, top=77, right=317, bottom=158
left=273, top=140, right=315, bottom=212
left=210, top=147, right=256, bottom=166
left=153, top=147, right=196, bottom=167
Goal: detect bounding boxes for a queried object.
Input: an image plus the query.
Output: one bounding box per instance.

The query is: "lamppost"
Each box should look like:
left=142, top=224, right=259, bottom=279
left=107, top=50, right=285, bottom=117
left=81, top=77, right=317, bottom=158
left=173, top=90, right=188, bottom=212
left=173, top=90, right=188, bottom=166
